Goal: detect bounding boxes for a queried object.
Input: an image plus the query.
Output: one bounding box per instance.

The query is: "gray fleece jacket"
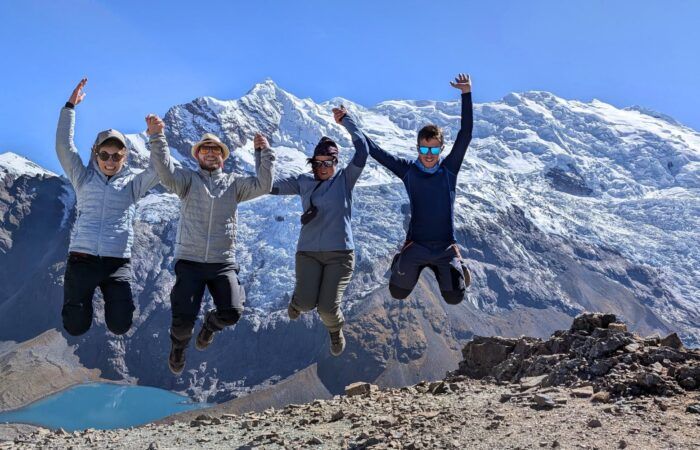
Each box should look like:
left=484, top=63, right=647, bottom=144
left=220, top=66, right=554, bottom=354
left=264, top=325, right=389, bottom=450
left=149, top=132, right=275, bottom=264
left=56, top=106, right=160, bottom=258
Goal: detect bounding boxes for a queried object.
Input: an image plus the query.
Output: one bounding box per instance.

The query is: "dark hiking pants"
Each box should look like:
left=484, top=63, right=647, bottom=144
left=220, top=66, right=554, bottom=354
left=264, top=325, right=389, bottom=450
left=169, top=259, right=246, bottom=349
left=62, top=252, right=135, bottom=336
left=388, top=241, right=468, bottom=304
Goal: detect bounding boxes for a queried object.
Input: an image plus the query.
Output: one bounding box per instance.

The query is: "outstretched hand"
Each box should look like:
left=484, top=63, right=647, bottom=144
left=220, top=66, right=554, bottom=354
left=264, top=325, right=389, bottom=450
left=253, top=133, right=269, bottom=151
left=449, top=73, right=472, bottom=94
left=69, top=78, right=88, bottom=106
left=145, top=114, right=165, bottom=135
left=332, top=105, right=347, bottom=124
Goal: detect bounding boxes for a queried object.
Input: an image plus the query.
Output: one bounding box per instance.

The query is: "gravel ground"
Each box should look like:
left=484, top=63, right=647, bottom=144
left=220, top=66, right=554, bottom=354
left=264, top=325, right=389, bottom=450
left=3, top=378, right=700, bottom=450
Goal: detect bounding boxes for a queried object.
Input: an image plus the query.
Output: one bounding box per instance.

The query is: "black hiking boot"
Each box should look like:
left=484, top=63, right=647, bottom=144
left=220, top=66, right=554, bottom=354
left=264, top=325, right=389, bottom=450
left=330, top=329, right=346, bottom=356
left=287, top=302, right=301, bottom=320
left=195, top=324, right=215, bottom=351
left=169, top=344, right=186, bottom=375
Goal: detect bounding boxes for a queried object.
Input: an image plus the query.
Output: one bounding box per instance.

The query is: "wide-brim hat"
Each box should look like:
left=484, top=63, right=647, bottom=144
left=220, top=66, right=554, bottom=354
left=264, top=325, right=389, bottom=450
left=191, top=133, right=230, bottom=160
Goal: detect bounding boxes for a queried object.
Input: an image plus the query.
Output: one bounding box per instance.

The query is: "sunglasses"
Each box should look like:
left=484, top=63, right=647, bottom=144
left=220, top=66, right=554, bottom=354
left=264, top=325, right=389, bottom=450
left=96, top=151, right=126, bottom=162
left=418, top=146, right=442, bottom=155
left=199, top=146, right=223, bottom=155
left=311, top=160, right=336, bottom=169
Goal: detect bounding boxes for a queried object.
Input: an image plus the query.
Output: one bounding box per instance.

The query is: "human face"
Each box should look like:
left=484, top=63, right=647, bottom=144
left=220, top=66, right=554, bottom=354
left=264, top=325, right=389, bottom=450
left=96, top=145, right=127, bottom=176
left=311, top=155, right=337, bottom=180
left=197, top=144, right=224, bottom=171
left=417, top=137, right=443, bottom=169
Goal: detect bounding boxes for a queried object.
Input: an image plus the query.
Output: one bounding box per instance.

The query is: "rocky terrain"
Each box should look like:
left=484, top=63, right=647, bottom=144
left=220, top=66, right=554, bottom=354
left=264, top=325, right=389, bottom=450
left=0, top=330, right=102, bottom=412
left=4, top=314, right=700, bottom=449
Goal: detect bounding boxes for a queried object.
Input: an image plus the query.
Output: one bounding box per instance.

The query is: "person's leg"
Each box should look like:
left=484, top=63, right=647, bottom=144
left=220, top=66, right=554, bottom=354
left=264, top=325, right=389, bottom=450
left=316, top=251, right=355, bottom=333
left=169, top=260, right=207, bottom=348
left=99, top=258, right=135, bottom=335
left=62, top=253, right=101, bottom=336
left=388, top=243, right=425, bottom=300
left=203, top=263, right=246, bottom=331
left=291, top=252, right=324, bottom=313
left=432, top=245, right=467, bottom=305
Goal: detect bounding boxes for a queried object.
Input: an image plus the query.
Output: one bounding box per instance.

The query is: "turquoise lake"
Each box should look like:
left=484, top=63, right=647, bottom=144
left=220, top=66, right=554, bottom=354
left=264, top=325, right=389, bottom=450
left=0, top=383, right=209, bottom=431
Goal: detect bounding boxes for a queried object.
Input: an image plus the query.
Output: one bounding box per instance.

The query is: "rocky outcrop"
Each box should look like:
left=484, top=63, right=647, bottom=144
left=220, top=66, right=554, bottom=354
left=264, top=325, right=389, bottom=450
left=453, top=313, right=700, bottom=398
left=0, top=330, right=102, bottom=411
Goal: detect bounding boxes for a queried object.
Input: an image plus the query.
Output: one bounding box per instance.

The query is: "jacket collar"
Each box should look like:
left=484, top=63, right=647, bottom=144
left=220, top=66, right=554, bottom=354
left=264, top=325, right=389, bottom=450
left=198, top=166, right=224, bottom=178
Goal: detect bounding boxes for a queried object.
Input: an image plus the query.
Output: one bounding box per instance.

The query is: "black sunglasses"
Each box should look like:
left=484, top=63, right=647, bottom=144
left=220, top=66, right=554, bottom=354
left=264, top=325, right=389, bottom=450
left=96, top=151, right=126, bottom=162
left=311, top=160, right=336, bottom=169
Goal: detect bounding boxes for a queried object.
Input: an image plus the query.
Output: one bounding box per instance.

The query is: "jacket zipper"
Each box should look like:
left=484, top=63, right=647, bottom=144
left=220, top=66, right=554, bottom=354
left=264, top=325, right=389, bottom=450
left=96, top=176, right=109, bottom=255
left=204, top=172, right=214, bottom=262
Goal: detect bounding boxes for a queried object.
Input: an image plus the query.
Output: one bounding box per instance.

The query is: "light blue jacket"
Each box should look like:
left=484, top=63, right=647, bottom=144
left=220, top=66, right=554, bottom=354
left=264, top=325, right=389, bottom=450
left=56, top=107, right=160, bottom=258
left=272, top=115, right=368, bottom=252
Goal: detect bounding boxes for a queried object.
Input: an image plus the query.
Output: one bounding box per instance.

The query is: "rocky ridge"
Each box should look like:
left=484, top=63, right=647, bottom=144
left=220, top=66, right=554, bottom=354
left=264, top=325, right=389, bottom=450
left=5, top=314, right=700, bottom=449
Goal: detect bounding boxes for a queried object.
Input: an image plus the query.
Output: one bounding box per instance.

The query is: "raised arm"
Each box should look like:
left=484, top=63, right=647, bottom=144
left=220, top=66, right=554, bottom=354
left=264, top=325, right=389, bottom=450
left=364, top=133, right=411, bottom=179
left=333, top=106, right=368, bottom=190
left=130, top=160, right=161, bottom=200
left=271, top=174, right=301, bottom=196
left=56, top=79, right=89, bottom=187
left=146, top=115, right=191, bottom=198
left=235, top=133, right=275, bottom=203
left=442, top=73, right=474, bottom=175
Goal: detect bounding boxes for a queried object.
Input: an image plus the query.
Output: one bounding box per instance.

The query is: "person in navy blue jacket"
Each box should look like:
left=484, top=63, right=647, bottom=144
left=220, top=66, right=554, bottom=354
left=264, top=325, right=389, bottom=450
left=364, top=73, right=473, bottom=305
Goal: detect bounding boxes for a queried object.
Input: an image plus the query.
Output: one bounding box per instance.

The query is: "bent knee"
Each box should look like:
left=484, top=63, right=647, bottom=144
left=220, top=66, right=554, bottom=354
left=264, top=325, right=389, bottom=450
left=216, top=307, right=242, bottom=325
left=63, top=318, right=91, bottom=336
left=441, top=290, right=465, bottom=305
left=389, top=284, right=412, bottom=300
left=106, top=318, right=132, bottom=335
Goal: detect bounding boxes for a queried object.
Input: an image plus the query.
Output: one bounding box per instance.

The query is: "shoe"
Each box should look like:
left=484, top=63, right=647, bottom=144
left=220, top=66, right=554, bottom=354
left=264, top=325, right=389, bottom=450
left=287, top=303, right=301, bottom=320
left=195, top=325, right=215, bottom=351
left=169, top=345, right=186, bottom=375
left=329, top=329, right=346, bottom=356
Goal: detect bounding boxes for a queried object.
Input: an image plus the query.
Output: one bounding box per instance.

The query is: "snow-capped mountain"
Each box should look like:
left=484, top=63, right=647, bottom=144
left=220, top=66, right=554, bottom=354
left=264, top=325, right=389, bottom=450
left=0, top=80, right=697, bottom=402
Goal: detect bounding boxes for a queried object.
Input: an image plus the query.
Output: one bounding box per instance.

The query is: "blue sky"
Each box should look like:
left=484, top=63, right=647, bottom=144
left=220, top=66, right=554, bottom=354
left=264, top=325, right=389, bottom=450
left=1, top=0, right=698, bottom=173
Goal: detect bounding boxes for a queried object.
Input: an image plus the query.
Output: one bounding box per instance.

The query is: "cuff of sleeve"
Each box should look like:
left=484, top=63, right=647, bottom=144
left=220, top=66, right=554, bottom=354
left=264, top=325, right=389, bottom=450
left=64, top=102, right=75, bottom=109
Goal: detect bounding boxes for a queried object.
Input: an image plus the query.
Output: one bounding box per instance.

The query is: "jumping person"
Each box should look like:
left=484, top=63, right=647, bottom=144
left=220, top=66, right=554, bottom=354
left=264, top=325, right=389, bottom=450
left=146, top=114, right=275, bottom=375
left=363, top=74, right=474, bottom=305
left=57, top=78, right=160, bottom=336
left=271, top=106, right=368, bottom=356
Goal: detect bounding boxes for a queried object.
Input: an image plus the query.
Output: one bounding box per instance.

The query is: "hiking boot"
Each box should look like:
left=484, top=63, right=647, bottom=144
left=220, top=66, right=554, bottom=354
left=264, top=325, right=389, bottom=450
left=168, top=345, right=186, bottom=375
left=287, top=303, right=301, bottom=320
left=195, top=325, right=215, bottom=351
left=329, top=329, right=345, bottom=356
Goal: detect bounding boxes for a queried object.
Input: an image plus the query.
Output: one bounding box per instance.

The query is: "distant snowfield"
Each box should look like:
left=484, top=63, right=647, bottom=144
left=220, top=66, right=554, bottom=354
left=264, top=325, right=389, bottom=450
left=2, top=80, right=698, bottom=341
left=0, top=152, right=56, bottom=178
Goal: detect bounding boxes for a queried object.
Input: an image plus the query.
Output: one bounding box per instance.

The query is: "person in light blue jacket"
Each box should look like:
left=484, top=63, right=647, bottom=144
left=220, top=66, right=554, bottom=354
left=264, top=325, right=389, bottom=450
left=56, top=78, right=159, bottom=336
left=271, top=106, right=368, bottom=356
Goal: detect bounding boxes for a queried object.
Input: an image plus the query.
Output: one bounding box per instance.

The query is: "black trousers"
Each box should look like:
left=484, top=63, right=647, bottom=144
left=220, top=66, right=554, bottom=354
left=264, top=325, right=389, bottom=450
left=169, top=259, right=246, bottom=348
left=388, top=241, right=468, bottom=304
left=62, top=252, right=135, bottom=336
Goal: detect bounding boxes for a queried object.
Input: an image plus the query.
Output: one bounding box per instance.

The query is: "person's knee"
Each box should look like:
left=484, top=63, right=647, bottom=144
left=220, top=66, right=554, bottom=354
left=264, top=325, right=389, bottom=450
left=63, top=319, right=91, bottom=336
left=62, top=306, right=92, bottom=336
left=441, top=289, right=465, bottom=305
left=291, top=294, right=316, bottom=312
left=389, top=284, right=412, bottom=300
left=215, top=307, right=242, bottom=326
left=106, top=316, right=132, bottom=335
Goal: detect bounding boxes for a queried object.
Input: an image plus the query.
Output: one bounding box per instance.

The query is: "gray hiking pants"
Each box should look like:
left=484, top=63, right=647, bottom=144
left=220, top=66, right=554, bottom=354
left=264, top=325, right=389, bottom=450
left=291, top=250, right=355, bottom=332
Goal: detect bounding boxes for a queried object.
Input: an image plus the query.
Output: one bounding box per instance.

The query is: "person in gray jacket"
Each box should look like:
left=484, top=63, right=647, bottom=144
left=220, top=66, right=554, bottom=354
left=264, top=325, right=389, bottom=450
left=57, top=78, right=160, bottom=336
left=146, top=114, right=275, bottom=375
left=271, top=106, right=368, bottom=356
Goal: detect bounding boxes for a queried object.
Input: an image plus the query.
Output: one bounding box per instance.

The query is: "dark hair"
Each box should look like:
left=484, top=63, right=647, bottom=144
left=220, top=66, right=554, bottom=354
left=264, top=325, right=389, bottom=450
left=313, top=137, right=338, bottom=156
left=417, top=124, right=444, bottom=145
left=98, top=137, right=126, bottom=150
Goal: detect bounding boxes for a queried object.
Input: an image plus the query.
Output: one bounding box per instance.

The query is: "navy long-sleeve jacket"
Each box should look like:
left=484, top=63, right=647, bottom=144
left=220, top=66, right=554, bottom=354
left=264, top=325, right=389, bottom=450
left=366, top=92, right=473, bottom=244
